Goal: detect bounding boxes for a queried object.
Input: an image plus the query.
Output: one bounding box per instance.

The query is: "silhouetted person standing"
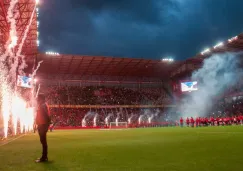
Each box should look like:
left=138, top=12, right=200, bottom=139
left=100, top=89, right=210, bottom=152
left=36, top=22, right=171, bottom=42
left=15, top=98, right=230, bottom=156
left=35, top=94, right=50, bottom=163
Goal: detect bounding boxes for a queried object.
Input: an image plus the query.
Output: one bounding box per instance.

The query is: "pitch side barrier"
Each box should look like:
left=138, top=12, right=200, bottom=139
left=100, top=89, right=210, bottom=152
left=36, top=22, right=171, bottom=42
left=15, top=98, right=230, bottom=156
left=48, top=105, right=176, bottom=108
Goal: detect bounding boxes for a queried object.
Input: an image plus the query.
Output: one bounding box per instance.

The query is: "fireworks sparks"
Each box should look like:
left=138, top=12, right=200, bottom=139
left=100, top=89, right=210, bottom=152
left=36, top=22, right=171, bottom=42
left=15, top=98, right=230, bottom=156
left=0, top=0, right=39, bottom=139
left=7, top=0, right=18, bottom=50
left=1, top=83, right=35, bottom=138
left=17, top=3, right=37, bottom=74
left=11, top=95, right=19, bottom=135
left=2, top=84, right=11, bottom=138
left=32, top=60, right=43, bottom=79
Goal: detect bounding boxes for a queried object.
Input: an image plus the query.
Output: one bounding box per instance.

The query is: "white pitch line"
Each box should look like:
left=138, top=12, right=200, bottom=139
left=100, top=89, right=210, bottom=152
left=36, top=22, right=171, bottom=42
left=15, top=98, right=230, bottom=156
left=99, top=129, right=130, bottom=131
left=197, top=132, right=243, bottom=134
left=0, top=134, right=25, bottom=147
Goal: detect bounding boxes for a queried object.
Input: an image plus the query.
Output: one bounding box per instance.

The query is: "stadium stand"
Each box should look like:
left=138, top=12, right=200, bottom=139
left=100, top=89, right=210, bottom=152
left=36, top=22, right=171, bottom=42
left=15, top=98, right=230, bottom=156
left=33, top=53, right=181, bottom=128
left=34, top=33, right=243, bottom=129
left=44, top=86, right=170, bottom=105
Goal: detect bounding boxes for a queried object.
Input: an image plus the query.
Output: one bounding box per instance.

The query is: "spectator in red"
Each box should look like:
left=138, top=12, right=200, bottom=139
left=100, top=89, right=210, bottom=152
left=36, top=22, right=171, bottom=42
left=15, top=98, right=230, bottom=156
left=233, top=116, right=237, bottom=124
left=210, top=117, right=214, bottom=126
left=196, top=117, right=199, bottom=127
left=186, top=117, right=189, bottom=127
left=205, top=117, right=209, bottom=126
left=240, top=115, right=243, bottom=125
left=190, top=117, right=195, bottom=127
left=223, top=117, right=227, bottom=126
left=216, top=117, right=220, bottom=126
left=237, top=115, right=241, bottom=125
left=180, top=117, right=183, bottom=127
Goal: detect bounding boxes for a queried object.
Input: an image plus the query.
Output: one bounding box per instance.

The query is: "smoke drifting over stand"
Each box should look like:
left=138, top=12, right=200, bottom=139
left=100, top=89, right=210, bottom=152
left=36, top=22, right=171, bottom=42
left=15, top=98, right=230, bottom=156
left=180, top=52, right=243, bottom=117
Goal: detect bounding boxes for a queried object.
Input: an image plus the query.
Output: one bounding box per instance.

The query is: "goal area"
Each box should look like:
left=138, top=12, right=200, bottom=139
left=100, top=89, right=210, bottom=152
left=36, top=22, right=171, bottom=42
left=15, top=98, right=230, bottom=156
left=109, top=122, right=128, bottom=129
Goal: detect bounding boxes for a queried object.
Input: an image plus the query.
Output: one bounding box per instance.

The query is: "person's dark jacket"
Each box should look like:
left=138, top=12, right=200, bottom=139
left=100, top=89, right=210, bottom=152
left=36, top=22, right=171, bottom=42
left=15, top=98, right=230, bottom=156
left=36, top=103, right=50, bottom=125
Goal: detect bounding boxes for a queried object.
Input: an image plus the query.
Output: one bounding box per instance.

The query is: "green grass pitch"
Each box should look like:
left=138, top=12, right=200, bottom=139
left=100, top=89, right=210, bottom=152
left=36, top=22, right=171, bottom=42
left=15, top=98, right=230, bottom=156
left=1, top=126, right=243, bottom=171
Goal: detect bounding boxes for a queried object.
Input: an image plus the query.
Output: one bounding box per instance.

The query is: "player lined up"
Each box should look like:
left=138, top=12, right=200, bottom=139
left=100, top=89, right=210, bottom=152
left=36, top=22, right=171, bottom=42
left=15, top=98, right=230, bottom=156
left=179, top=116, right=243, bottom=127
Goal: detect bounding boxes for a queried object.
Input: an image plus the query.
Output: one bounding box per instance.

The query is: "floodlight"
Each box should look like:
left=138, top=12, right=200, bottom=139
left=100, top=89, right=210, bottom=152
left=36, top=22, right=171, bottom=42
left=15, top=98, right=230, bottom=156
left=201, top=48, right=210, bottom=55
left=228, top=36, right=238, bottom=43
left=213, top=42, right=224, bottom=49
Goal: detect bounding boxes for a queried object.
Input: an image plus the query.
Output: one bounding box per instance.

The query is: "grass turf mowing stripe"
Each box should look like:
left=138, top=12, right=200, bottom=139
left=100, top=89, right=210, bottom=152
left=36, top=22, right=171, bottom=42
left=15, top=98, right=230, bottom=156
left=0, top=134, right=25, bottom=147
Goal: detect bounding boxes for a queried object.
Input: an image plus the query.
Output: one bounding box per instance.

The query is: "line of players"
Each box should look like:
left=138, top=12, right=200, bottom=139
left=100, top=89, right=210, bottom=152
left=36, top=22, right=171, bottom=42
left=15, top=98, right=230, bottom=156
left=179, top=115, right=243, bottom=127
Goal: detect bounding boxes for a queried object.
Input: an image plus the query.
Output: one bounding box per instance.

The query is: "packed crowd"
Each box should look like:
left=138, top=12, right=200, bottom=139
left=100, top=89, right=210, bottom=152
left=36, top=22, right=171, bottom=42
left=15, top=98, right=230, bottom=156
left=45, top=86, right=170, bottom=105
left=48, top=95, right=243, bottom=128
left=223, top=80, right=243, bottom=96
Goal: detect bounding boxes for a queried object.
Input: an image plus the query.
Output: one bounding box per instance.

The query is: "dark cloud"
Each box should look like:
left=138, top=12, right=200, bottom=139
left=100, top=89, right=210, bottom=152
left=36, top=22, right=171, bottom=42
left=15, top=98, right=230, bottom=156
left=38, top=0, right=243, bottom=60
left=69, top=0, right=176, bottom=25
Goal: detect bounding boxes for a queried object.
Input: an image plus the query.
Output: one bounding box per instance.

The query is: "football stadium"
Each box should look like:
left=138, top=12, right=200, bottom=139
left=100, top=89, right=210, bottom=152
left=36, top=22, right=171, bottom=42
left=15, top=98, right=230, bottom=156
left=1, top=0, right=243, bottom=171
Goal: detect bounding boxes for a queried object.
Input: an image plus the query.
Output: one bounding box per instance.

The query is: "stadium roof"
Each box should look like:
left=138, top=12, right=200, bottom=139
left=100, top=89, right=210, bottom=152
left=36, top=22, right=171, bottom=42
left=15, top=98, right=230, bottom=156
left=0, top=0, right=38, bottom=69
left=192, top=32, right=243, bottom=60
left=37, top=53, right=182, bottom=81
left=171, top=32, right=243, bottom=78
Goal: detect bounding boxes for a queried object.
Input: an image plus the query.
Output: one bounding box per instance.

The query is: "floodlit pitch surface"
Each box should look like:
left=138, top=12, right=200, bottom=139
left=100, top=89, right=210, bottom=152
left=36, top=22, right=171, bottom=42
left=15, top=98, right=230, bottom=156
left=1, top=127, right=243, bottom=171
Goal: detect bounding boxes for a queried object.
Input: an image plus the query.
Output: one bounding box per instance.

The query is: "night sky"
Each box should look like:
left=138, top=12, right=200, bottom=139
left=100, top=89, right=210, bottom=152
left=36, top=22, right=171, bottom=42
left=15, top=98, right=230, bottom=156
left=38, top=0, right=243, bottom=60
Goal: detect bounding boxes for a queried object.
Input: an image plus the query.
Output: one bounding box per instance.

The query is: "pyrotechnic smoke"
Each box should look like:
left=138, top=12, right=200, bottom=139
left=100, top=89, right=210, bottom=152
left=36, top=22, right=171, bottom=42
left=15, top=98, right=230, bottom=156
left=0, top=0, right=18, bottom=64
left=29, top=60, right=43, bottom=120
left=82, top=111, right=95, bottom=127
left=0, top=0, right=37, bottom=138
left=138, top=109, right=150, bottom=124
left=17, top=4, right=36, bottom=56
left=148, top=109, right=160, bottom=123
left=30, top=60, right=43, bottom=106
left=0, top=0, right=18, bottom=72
left=36, top=83, right=41, bottom=98
left=31, top=60, right=43, bottom=78
left=10, top=2, right=36, bottom=78
left=2, top=84, right=11, bottom=138
left=0, top=0, right=17, bottom=138
left=11, top=94, right=19, bottom=135
left=93, top=113, right=99, bottom=127
left=128, top=113, right=134, bottom=124
left=115, top=112, right=120, bottom=126
left=25, top=107, right=35, bottom=132
left=105, top=113, right=113, bottom=125
left=2, top=0, right=19, bottom=87
left=17, top=4, right=37, bottom=74
left=6, top=0, right=18, bottom=49
left=180, top=53, right=243, bottom=117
